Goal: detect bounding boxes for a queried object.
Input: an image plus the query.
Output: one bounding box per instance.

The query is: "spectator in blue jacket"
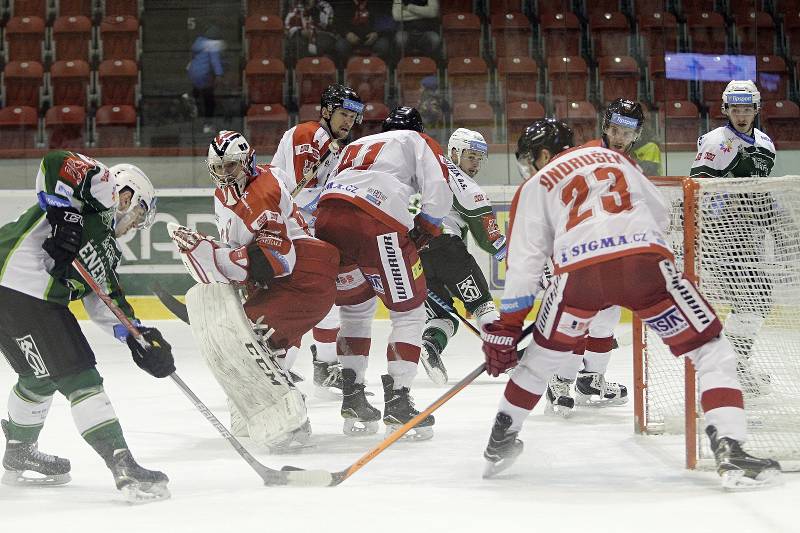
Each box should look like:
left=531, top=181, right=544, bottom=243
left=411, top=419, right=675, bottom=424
left=188, top=26, right=225, bottom=130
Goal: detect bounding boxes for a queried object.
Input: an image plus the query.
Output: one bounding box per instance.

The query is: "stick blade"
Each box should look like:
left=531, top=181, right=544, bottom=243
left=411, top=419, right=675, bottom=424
left=150, top=281, right=190, bottom=324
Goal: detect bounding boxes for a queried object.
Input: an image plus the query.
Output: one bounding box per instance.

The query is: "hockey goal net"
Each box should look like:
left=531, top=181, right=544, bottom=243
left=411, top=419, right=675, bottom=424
left=633, top=176, right=800, bottom=470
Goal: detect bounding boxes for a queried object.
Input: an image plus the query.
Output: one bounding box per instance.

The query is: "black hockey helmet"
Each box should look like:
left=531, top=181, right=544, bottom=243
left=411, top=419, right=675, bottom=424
left=515, top=118, right=575, bottom=164
left=602, top=98, right=644, bottom=149
left=381, top=106, right=425, bottom=133
left=320, top=84, right=364, bottom=124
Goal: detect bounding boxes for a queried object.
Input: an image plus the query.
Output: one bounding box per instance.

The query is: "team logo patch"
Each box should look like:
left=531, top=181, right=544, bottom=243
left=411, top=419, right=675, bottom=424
left=365, top=273, right=385, bottom=295
left=59, top=155, right=93, bottom=186
left=254, top=209, right=280, bottom=230
left=644, top=306, right=689, bottom=339
left=555, top=311, right=591, bottom=338
left=456, top=275, right=482, bottom=303
left=336, top=268, right=366, bottom=291
left=377, top=232, right=412, bottom=302
left=411, top=259, right=423, bottom=280
left=15, top=334, right=49, bottom=378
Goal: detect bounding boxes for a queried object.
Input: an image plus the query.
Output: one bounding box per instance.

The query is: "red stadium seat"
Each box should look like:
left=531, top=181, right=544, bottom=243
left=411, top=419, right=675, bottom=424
left=447, top=57, right=490, bottom=105
left=760, top=100, right=800, bottom=142
left=4, top=16, right=45, bottom=62
left=45, top=105, right=86, bottom=149
left=441, top=0, right=474, bottom=16
left=245, top=58, right=285, bottom=105
left=705, top=101, right=727, bottom=130
left=504, top=101, right=545, bottom=144
left=734, top=11, right=777, bottom=56
left=345, top=56, right=387, bottom=103
left=246, top=104, right=289, bottom=151
left=686, top=12, right=727, bottom=54
left=353, top=102, right=390, bottom=138
left=9, top=0, right=47, bottom=18
left=637, top=12, right=678, bottom=60
left=94, top=104, right=137, bottom=148
left=589, top=11, right=630, bottom=58
left=632, top=0, right=670, bottom=15
left=587, top=0, right=624, bottom=12
left=396, top=56, right=437, bottom=107
left=487, top=0, right=524, bottom=14
left=52, top=15, right=93, bottom=61
left=678, top=0, right=716, bottom=17
left=442, top=13, right=482, bottom=59
left=298, top=104, right=321, bottom=123
left=0, top=106, right=39, bottom=149
left=245, top=14, right=284, bottom=60
left=57, top=0, right=93, bottom=16
left=246, top=0, right=283, bottom=16
left=660, top=100, right=701, bottom=144
left=49, top=60, right=91, bottom=107
left=547, top=55, right=589, bottom=103
left=491, top=12, right=531, bottom=58
left=496, top=56, right=539, bottom=103
left=295, top=57, right=337, bottom=105
left=98, top=59, right=139, bottom=107
left=649, top=55, right=689, bottom=104
left=756, top=55, right=788, bottom=102
left=2, top=61, right=44, bottom=108
left=451, top=102, right=495, bottom=143
left=540, top=11, right=581, bottom=57
left=99, top=16, right=140, bottom=61
left=700, top=80, right=729, bottom=106
left=555, top=100, right=598, bottom=145
left=103, top=0, right=140, bottom=17
left=597, top=56, right=640, bottom=105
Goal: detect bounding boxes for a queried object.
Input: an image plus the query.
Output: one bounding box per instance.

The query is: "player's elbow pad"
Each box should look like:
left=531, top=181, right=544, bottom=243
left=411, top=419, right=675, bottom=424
left=246, top=242, right=277, bottom=285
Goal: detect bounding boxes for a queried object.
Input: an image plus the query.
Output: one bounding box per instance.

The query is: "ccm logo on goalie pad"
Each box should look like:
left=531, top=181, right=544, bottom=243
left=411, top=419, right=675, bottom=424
left=659, top=260, right=714, bottom=332
left=377, top=232, right=413, bottom=303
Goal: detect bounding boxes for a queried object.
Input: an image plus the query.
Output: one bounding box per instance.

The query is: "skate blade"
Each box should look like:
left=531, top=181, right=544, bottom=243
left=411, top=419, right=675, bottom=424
left=385, top=423, right=434, bottom=441
left=544, top=400, right=574, bottom=418
left=482, top=457, right=518, bottom=479
left=313, top=385, right=343, bottom=400
left=120, top=481, right=171, bottom=504
left=268, top=443, right=317, bottom=454
left=342, top=419, right=379, bottom=436
left=2, top=469, right=71, bottom=486
left=574, top=393, right=628, bottom=407
left=721, top=468, right=783, bottom=491
left=420, top=358, right=448, bottom=386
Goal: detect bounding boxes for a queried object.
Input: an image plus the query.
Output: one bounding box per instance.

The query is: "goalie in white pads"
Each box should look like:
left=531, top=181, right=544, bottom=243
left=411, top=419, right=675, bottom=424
left=480, top=119, right=781, bottom=489
left=170, top=131, right=340, bottom=450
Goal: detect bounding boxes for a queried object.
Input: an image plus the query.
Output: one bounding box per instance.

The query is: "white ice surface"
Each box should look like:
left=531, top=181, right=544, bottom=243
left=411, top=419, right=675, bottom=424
left=1, top=320, right=796, bottom=533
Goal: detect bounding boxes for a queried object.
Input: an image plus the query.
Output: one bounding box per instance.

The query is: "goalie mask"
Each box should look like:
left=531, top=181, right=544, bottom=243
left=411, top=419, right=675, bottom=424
left=110, top=163, right=157, bottom=237
left=448, top=128, right=488, bottom=178
left=722, top=80, right=760, bottom=135
left=207, top=130, right=257, bottom=206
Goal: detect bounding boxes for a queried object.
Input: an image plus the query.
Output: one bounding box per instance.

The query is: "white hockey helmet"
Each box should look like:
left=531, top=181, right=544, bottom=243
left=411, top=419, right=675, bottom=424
left=207, top=130, right=257, bottom=206
left=110, top=163, right=157, bottom=235
left=448, top=128, right=489, bottom=162
left=722, top=80, right=761, bottom=112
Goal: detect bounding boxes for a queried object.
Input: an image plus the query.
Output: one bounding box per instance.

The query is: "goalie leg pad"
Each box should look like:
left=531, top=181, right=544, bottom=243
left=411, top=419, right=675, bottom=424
left=186, top=283, right=308, bottom=449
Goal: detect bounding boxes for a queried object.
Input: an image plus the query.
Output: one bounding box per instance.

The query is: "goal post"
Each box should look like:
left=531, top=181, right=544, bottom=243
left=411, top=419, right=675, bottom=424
left=633, top=175, right=800, bottom=471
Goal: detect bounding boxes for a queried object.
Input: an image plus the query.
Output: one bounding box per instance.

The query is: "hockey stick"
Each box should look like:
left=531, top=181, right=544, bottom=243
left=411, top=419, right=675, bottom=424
left=71, top=259, right=331, bottom=486
left=290, top=141, right=337, bottom=197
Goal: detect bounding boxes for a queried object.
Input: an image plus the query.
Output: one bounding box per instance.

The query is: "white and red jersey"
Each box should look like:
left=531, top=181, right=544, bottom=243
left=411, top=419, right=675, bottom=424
left=500, top=145, right=672, bottom=321
left=214, top=164, right=311, bottom=278
left=270, top=121, right=340, bottom=216
left=318, top=129, right=452, bottom=232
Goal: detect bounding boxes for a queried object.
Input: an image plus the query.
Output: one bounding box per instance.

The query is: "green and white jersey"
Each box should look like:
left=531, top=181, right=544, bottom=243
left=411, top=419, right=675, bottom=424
left=442, top=159, right=506, bottom=260
left=0, top=151, right=134, bottom=325
left=690, top=124, right=775, bottom=178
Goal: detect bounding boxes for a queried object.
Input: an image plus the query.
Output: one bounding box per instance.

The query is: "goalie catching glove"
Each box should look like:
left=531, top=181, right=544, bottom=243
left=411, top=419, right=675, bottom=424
left=126, top=327, right=176, bottom=378
left=168, top=223, right=252, bottom=284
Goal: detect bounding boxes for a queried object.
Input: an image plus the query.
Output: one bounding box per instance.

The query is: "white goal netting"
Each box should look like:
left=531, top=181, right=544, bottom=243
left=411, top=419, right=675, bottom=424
left=639, top=176, right=800, bottom=468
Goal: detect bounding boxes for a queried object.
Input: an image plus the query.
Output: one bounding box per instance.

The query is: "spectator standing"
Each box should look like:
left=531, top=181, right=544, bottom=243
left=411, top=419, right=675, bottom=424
left=378, top=0, right=441, bottom=62
left=188, top=26, right=225, bottom=132
left=285, top=0, right=339, bottom=66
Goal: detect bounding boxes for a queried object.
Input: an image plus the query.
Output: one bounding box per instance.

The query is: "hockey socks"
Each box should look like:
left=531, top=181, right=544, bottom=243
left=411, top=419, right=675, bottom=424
left=68, top=385, right=128, bottom=465
left=5, top=383, right=53, bottom=442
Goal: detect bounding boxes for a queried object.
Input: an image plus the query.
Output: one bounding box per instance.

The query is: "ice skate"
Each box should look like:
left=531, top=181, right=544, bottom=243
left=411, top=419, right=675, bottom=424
left=267, top=419, right=315, bottom=454
left=312, top=345, right=344, bottom=399
left=575, top=371, right=628, bottom=406
left=108, top=449, right=170, bottom=503
left=381, top=374, right=434, bottom=440
left=482, top=412, right=523, bottom=479
left=706, top=426, right=781, bottom=490
left=2, top=419, right=71, bottom=486
left=544, top=375, right=575, bottom=418
left=420, top=338, right=448, bottom=385
left=341, top=368, right=380, bottom=436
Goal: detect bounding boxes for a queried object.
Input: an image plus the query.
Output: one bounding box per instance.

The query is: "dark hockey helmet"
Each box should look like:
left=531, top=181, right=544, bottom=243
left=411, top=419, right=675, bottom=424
left=515, top=118, right=575, bottom=164
left=602, top=98, right=644, bottom=150
left=320, top=84, right=364, bottom=124
left=381, top=106, right=425, bottom=133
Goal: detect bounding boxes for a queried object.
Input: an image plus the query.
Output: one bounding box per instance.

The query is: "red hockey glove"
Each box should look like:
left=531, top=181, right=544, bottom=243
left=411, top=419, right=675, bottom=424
left=408, top=213, right=441, bottom=249
left=481, top=321, right=522, bottom=377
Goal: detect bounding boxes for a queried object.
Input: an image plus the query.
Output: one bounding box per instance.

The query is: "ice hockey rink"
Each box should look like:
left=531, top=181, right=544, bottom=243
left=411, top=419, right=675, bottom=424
left=1, top=319, right=796, bottom=533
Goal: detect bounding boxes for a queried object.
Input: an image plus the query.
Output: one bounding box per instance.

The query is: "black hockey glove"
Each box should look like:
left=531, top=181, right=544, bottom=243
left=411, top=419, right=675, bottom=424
left=126, top=327, right=176, bottom=378
left=42, top=205, right=83, bottom=278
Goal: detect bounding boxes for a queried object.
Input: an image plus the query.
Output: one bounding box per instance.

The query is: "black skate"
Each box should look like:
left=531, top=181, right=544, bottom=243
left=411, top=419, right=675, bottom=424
left=341, top=368, right=380, bottom=436
left=420, top=337, right=448, bottom=386
left=381, top=375, right=434, bottom=440
left=483, top=412, right=524, bottom=479
left=575, top=371, right=628, bottom=406
left=108, top=449, right=170, bottom=503
left=2, top=419, right=71, bottom=486
left=706, top=426, right=781, bottom=490
left=545, top=375, right=575, bottom=418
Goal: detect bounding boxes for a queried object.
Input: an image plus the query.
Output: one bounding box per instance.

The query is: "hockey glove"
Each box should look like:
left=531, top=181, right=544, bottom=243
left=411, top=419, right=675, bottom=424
left=408, top=213, right=441, bottom=250
left=168, top=223, right=248, bottom=284
left=127, top=327, right=176, bottom=378
left=481, top=322, right=521, bottom=377
left=42, top=205, right=83, bottom=278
